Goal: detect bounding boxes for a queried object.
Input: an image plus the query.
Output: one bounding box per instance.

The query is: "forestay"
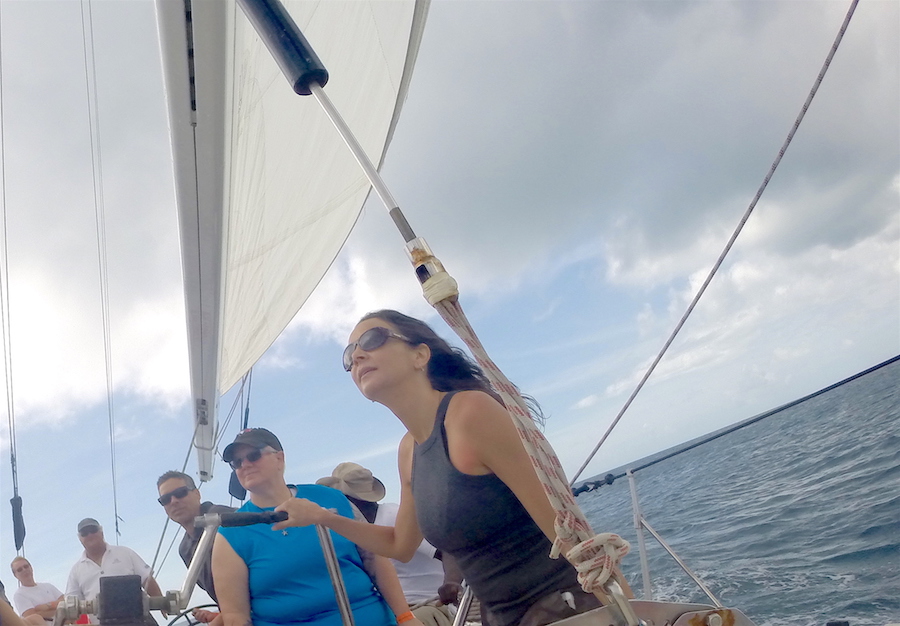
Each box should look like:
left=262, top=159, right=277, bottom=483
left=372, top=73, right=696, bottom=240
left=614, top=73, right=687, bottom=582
left=156, top=0, right=428, bottom=480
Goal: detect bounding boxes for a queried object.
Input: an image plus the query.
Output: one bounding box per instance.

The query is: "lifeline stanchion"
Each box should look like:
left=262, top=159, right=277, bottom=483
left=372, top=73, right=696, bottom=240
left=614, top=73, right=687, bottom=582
left=451, top=587, right=474, bottom=626
left=316, top=524, right=356, bottom=626
left=627, top=471, right=652, bottom=602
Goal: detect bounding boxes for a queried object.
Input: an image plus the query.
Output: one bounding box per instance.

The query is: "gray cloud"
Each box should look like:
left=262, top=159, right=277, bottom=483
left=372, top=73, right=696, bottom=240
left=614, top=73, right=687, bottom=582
left=347, top=1, right=899, bottom=292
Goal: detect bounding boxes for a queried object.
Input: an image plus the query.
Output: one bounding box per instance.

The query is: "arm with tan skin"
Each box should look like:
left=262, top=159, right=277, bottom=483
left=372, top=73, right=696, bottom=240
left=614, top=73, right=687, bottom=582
left=191, top=609, right=223, bottom=626
left=0, top=599, right=27, bottom=626
left=211, top=535, right=252, bottom=626
left=21, top=596, right=62, bottom=621
left=370, top=556, right=425, bottom=626
left=143, top=576, right=163, bottom=598
left=20, top=595, right=62, bottom=622
left=446, top=391, right=633, bottom=598
left=273, top=435, right=424, bottom=562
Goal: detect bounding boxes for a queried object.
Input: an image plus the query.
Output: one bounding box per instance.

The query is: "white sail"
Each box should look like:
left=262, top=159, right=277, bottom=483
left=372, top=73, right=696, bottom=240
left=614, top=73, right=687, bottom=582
left=156, top=0, right=428, bottom=480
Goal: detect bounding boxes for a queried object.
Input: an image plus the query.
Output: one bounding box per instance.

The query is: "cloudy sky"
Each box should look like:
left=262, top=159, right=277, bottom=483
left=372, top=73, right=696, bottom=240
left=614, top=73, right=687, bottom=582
left=0, top=0, right=896, bottom=608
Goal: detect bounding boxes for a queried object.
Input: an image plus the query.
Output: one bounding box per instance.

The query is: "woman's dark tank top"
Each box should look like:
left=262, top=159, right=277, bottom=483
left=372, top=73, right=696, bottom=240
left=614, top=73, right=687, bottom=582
left=411, top=392, right=578, bottom=626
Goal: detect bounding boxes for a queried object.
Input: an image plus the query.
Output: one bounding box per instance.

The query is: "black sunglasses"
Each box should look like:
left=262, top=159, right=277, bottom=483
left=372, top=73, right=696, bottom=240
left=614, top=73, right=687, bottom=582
left=157, top=485, right=195, bottom=506
left=228, top=447, right=275, bottom=471
left=342, top=327, right=412, bottom=372
left=79, top=526, right=100, bottom=537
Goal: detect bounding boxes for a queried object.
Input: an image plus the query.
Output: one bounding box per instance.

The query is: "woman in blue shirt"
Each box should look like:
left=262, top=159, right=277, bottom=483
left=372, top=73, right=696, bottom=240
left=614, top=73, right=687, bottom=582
left=212, top=428, right=420, bottom=626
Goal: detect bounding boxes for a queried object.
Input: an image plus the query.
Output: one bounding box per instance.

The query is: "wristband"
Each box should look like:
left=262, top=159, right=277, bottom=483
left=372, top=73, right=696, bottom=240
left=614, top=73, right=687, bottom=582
left=397, top=611, right=415, bottom=624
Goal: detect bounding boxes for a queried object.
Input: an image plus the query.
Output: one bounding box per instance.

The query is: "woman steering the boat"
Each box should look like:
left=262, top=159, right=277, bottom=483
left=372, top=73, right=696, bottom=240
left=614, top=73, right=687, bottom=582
left=212, top=427, right=424, bottom=626
left=274, top=310, right=618, bottom=626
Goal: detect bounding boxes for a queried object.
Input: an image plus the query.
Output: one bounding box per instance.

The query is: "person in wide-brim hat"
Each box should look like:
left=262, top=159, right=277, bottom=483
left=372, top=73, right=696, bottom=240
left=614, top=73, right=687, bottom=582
left=316, top=462, right=386, bottom=503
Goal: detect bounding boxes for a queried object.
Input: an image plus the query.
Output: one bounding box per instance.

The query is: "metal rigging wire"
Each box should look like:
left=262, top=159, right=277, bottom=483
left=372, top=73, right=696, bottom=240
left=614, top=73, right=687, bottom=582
left=149, top=372, right=251, bottom=577
left=0, top=0, right=26, bottom=555
left=217, top=370, right=252, bottom=449
left=148, top=418, right=199, bottom=576
left=79, top=0, right=122, bottom=537
left=570, top=0, right=861, bottom=485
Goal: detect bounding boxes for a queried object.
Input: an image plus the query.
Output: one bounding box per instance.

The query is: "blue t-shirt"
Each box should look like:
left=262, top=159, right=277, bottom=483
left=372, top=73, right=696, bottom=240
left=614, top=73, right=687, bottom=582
left=218, top=484, right=395, bottom=626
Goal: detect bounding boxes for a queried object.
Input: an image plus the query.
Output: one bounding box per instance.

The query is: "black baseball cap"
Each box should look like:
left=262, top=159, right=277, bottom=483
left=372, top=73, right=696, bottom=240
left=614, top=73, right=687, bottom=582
left=77, top=518, right=101, bottom=532
left=222, top=428, right=283, bottom=462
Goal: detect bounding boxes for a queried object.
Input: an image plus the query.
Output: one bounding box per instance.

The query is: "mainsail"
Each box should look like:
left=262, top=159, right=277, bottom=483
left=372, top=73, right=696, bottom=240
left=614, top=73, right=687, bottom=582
left=156, top=0, right=428, bottom=480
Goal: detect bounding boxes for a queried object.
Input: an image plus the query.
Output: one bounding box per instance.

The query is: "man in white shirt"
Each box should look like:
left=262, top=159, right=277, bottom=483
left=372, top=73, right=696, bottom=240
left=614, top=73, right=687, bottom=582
left=9, top=557, right=62, bottom=625
left=64, top=518, right=163, bottom=619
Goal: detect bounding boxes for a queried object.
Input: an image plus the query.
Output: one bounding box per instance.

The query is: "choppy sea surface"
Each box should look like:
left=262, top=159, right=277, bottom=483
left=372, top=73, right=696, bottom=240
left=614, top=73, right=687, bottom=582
left=576, top=358, right=900, bottom=626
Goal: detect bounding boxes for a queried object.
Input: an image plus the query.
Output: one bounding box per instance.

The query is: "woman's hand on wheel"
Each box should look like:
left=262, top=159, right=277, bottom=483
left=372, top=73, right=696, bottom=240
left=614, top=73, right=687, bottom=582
left=273, top=498, right=330, bottom=529
left=191, top=609, right=220, bottom=624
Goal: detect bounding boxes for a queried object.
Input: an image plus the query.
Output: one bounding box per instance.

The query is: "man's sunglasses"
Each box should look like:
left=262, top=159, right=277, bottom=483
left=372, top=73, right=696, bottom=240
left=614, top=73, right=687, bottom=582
left=342, top=327, right=411, bottom=372
left=228, top=447, right=275, bottom=471
left=157, top=485, right=195, bottom=506
left=79, top=526, right=100, bottom=537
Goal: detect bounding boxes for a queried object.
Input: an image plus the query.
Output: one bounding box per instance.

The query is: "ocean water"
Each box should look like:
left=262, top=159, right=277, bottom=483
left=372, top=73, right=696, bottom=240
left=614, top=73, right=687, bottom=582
left=576, top=359, right=900, bottom=626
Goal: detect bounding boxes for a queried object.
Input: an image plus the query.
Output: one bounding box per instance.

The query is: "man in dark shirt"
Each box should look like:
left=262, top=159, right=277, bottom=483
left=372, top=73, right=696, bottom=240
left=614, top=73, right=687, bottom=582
left=156, top=471, right=234, bottom=610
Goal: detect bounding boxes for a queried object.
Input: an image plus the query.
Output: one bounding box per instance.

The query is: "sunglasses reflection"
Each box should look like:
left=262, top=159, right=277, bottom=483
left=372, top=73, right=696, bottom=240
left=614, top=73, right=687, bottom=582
left=342, top=327, right=411, bottom=371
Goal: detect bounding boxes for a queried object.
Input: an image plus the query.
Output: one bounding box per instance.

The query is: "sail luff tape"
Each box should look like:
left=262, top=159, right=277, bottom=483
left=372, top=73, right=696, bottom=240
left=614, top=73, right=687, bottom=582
left=406, top=238, right=459, bottom=305
left=236, top=0, right=329, bottom=96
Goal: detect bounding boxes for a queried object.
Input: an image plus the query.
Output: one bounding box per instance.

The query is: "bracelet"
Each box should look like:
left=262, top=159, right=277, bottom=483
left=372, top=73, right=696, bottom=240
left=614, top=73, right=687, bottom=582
left=397, top=610, right=415, bottom=624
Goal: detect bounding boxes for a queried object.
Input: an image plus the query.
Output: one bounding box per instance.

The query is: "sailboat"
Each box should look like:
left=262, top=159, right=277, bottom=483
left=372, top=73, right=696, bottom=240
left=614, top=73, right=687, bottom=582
left=0, top=0, right=894, bottom=624
left=151, top=0, right=881, bottom=624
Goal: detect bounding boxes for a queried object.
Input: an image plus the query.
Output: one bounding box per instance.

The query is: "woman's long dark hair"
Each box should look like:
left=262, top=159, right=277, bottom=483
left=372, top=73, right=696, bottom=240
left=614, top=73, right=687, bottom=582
left=359, top=310, right=545, bottom=425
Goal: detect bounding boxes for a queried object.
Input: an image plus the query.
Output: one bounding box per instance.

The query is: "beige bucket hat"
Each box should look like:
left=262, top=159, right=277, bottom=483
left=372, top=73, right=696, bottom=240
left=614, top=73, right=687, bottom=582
left=316, top=462, right=386, bottom=502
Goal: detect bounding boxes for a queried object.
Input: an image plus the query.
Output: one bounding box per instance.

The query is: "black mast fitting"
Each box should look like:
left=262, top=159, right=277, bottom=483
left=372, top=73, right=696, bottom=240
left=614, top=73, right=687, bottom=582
left=236, top=0, right=329, bottom=96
